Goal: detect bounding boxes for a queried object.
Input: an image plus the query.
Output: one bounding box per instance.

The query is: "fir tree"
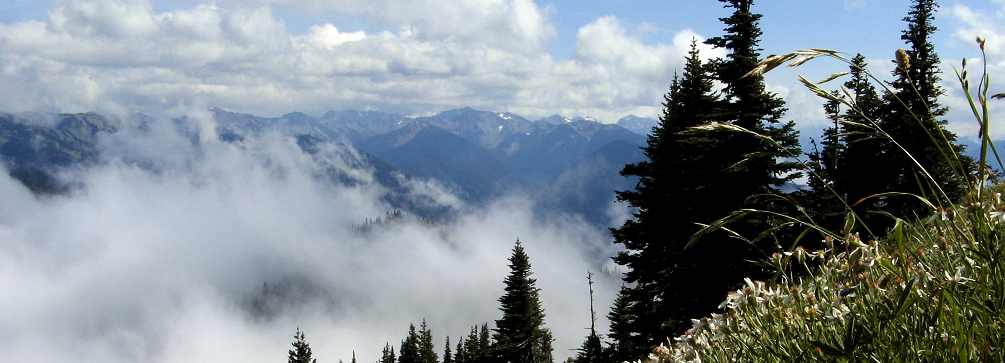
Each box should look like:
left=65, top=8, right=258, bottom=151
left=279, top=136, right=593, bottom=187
left=454, top=336, right=465, bottom=363
left=605, top=286, right=637, bottom=363
left=444, top=337, right=454, bottom=363
left=801, top=92, right=846, bottom=233
left=289, top=328, right=318, bottom=363
left=493, top=239, right=553, bottom=363
left=353, top=351, right=359, bottom=363
left=382, top=343, right=397, bottom=363
left=877, top=0, right=972, bottom=220
left=478, top=324, right=491, bottom=357
left=418, top=320, right=439, bottom=363
left=804, top=54, right=892, bottom=236
left=612, top=39, right=727, bottom=346
left=612, top=0, right=802, bottom=348
left=699, top=0, right=801, bottom=310
left=400, top=324, right=421, bottom=363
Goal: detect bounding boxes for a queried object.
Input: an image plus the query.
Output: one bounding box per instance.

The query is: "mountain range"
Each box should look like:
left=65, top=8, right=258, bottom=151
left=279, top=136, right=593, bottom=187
left=0, top=108, right=657, bottom=227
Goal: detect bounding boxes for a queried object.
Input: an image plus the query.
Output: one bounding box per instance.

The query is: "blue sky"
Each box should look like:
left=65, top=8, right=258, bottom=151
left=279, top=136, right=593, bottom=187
left=0, top=0, right=1002, bottom=143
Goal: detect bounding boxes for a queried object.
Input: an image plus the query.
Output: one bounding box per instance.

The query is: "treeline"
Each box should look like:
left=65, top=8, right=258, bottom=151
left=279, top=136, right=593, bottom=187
left=289, top=240, right=552, bottom=363
left=607, top=0, right=974, bottom=360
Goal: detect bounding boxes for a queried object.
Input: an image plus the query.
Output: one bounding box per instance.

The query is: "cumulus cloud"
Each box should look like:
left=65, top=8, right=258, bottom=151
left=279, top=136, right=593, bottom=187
left=0, top=114, right=622, bottom=362
left=943, top=3, right=1005, bottom=141
left=0, top=0, right=708, bottom=122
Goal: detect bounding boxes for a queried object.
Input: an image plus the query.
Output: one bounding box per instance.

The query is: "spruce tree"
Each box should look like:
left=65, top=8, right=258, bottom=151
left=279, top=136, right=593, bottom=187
left=454, top=337, right=465, bottom=363
left=808, top=53, right=896, bottom=234
left=612, top=39, right=726, bottom=346
left=382, top=343, right=397, bottom=363
left=700, top=0, right=801, bottom=302
left=289, top=328, right=318, bottom=363
left=877, top=0, right=972, bottom=220
left=493, top=240, right=553, bottom=363
left=611, top=0, right=801, bottom=348
left=418, top=320, right=439, bottom=363
left=400, top=324, right=421, bottom=363
left=801, top=92, right=846, bottom=233
left=444, top=337, right=453, bottom=363
left=605, top=286, right=637, bottom=363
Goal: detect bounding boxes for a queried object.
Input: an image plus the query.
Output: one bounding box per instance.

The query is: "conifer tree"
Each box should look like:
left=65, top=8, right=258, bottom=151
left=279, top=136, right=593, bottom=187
left=612, top=39, right=726, bottom=346
left=493, top=240, right=553, bottom=363
left=605, top=286, right=637, bottom=363
left=805, top=54, right=892, bottom=235
left=699, top=0, right=801, bottom=304
left=289, top=328, right=318, bottom=363
left=478, top=324, right=491, bottom=357
left=400, top=324, right=421, bottom=363
left=419, top=320, right=439, bottom=363
left=612, top=0, right=801, bottom=348
left=353, top=351, right=359, bottom=363
left=454, top=337, right=465, bottom=363
left=802, top=92, right=846, bottom=233
left=877, top=0, right=972, bottom=220
left=443, top=337, right=453, bottom=363
left=382, top=343, right=397, bottom=363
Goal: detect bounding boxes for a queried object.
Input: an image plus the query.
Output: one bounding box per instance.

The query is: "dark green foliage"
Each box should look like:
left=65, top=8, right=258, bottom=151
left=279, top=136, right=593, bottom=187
left=443, top=337, right=453, bottom=363
left=454, top=324, right=492, bottom=363
left=419, top=320, right=439, bottom=363
left=605, top=286, right=638, bottom=363
left=876, top=0, right=973, bottom=220
left=493, top=240, right=553, bottom=363
left=803, top=55, right=894, bottom=237
left=612, top=39, right=728, bottom=348
left=289, top=328, right=318, bottom=363
left=382, top=343, right=397, bottom=363
left=804, top=1, right=975, bottom=235
left=400, top=324, right=421, bottom=363
left=572, top=334, right=603, bottom=363
left=611, top=0, right=802, bottom=350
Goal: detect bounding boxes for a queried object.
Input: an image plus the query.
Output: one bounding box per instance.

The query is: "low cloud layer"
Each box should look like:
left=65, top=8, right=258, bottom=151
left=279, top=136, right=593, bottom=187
left=0, top=114, right=625, bottom=362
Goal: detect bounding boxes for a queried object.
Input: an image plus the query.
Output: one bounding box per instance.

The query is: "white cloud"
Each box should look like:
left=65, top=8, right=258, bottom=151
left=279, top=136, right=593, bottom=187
left=0, top=0, right=708, bottom=122
left=0, top=115, right=623, bottom=362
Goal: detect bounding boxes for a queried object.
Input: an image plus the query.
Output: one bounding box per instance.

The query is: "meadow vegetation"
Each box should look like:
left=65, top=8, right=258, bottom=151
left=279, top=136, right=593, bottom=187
left=642, top=37, right=1005, bottom=363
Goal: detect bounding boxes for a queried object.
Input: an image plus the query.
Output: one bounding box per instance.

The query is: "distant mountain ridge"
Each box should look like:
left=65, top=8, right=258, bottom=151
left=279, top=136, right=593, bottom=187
left=0, top=107, right=649, bottom=226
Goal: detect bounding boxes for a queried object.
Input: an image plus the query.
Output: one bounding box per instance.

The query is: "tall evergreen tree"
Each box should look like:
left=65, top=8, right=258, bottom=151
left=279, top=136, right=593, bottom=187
left=605, top=286, right=637, bottom=363
left=400, top=324, right=421, bottom=363
left=877, top=0, right=972, bottom=219
left=418, top=320, right=439, bottom=363
left=382, top=343, right=397, bottom=363
left=804, top=54, right=893, bottom=236
left=289, top=328, right=318, bottom=363
left=802, top=92, right=846, bottom=233
left=454, top=337, right=465, bottom=363
left=612, top=39, right=726, bottom=347
left=493, top=240, right=553, bottom=363
left=444, top=337, right=454, bottom=363
left=611, top=0, right=802, bottom=349
left=700, top=0, right=802, bottom=292
left=705, top=0, right=802, bottom=195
